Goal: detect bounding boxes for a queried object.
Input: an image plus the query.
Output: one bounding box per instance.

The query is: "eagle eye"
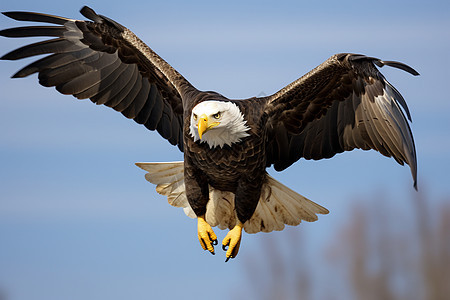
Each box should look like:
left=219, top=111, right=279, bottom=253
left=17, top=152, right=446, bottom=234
left=213, top=112, right=221, bottom=119
left=193, top=113, right=197, bottom=120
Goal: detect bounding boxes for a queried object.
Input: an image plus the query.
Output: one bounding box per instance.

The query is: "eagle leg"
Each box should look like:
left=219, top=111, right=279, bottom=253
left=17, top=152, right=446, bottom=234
left=222, top=221, right=244, bottom=262
left=197, top=215, right=218, bottom=255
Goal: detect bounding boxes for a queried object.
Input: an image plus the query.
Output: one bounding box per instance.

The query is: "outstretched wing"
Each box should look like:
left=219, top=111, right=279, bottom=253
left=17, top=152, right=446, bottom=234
left=265, top=53, right=418, bottom=188
left=1, top=6, right=196, bottom=151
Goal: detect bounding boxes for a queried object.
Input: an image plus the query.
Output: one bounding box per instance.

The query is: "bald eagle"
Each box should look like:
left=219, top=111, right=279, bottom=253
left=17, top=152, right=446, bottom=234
left=1, top=6, right=418, bottom=261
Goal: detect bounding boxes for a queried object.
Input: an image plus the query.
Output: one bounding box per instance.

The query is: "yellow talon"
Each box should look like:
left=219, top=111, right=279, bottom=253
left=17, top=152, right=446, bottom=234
left=197, top=215, right=217, bottom=254
left=222, top=221, right=243, bottom=262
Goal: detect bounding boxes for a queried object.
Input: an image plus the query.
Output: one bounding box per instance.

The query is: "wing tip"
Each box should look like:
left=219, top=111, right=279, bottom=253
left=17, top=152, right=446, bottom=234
left=11, top=72, right=24, bottom=79
left=0, top=28, right=15, bottom=38
left=1, top=11, right=19, bottom=19
left=0, top=51, right=15, bottom=61
left=1, top=11, right=71, bottom=24
left=320, top=207, right=330, bottom=215
left=79, top=6, right=125, bottom=31
left=380, top=60, right=420, bottom=76
left=413, top=169, right=418, bottom=191
left=345, top=53, right=420, bottom=76
left=79, top=6, right=101, bottom=22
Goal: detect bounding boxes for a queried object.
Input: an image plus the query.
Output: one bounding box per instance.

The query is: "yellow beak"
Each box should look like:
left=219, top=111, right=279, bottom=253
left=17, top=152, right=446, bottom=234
left=198, top=114, right=208, bottom=139
left=197, top=114, right=219, bottom=139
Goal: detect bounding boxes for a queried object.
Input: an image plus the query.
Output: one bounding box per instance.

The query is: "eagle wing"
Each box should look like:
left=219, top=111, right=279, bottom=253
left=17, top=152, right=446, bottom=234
left=1, top=6, right=194, bottom=151
left=264, top=53, right=418, bottom=188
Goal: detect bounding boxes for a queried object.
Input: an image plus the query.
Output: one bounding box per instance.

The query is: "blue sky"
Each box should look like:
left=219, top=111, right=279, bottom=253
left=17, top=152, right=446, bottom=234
left=1, top=1, right=449, bottom=299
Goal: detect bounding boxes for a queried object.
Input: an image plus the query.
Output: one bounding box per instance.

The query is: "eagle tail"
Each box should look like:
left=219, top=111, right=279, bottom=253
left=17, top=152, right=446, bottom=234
left=135, top=161, right=196, bottom=218
left=135, top=161, right=329, bottom=234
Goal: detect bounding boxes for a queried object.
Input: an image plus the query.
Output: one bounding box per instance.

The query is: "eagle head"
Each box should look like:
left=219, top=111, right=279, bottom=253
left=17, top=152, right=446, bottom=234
left=189, top=101, right=250, bottom=148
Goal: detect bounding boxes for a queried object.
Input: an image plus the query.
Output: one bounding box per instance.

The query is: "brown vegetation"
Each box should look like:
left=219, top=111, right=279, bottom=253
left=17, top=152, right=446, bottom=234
left=242, top=191, right=450, bottom=300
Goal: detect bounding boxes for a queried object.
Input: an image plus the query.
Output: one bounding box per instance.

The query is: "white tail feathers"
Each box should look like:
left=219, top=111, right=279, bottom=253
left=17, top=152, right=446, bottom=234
left=136, top=161, right=329, bottom=234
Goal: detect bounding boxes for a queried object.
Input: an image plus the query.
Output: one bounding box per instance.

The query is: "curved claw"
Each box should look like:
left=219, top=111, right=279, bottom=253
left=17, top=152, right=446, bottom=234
left=222, top=222, right=243, bottom=262
left=197, top=215, right=217, bottom=255
left=223, top=242, right=235, bottom=262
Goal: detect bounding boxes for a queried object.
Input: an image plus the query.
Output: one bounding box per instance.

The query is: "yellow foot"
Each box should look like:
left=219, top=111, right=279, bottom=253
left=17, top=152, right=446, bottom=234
left=197, top=215, right=218, bottom=255
left=222, top=222, right=243, bottom=262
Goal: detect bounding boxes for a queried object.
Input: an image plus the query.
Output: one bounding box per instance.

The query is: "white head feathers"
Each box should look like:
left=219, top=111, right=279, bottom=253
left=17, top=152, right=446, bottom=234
left=189, top=101, right=250, bottom=148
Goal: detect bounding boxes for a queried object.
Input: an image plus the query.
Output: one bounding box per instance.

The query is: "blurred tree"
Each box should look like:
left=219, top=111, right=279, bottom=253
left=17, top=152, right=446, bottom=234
left=413, top=192, right=450, bottom=300
left=242, top=229, right=313, bottom=300
left=241, top=191, right=450, bottom=300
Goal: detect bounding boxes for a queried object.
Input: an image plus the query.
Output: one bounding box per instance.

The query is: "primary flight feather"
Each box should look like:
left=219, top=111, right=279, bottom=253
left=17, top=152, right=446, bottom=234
left=1, top=6, right=418, bottom=261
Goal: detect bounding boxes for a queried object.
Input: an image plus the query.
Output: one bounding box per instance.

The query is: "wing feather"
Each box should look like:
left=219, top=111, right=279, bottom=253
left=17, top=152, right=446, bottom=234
left=56, top=53, right=116, bottom=95
left=123, top=78, right=151, bottom=120
left=145, top=90, right=165, bottom=130
left=2, top=11, right=71, bottom=24
left=112, top=72, right=143, bottom=113
left=91, top=63, right=135, bottom=105
left=74, top=55, right=123, bottom=99
left=2, top=38, right=82, bottom=60
left=12, top=48, right=94, bottom=78
left=265, top=53, right=418, bottom=188
left=104, top=64, right=139, bottom=107
left=1, top=6, right=197, bottom=152
left=0, top=25, right=66, bottom=38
